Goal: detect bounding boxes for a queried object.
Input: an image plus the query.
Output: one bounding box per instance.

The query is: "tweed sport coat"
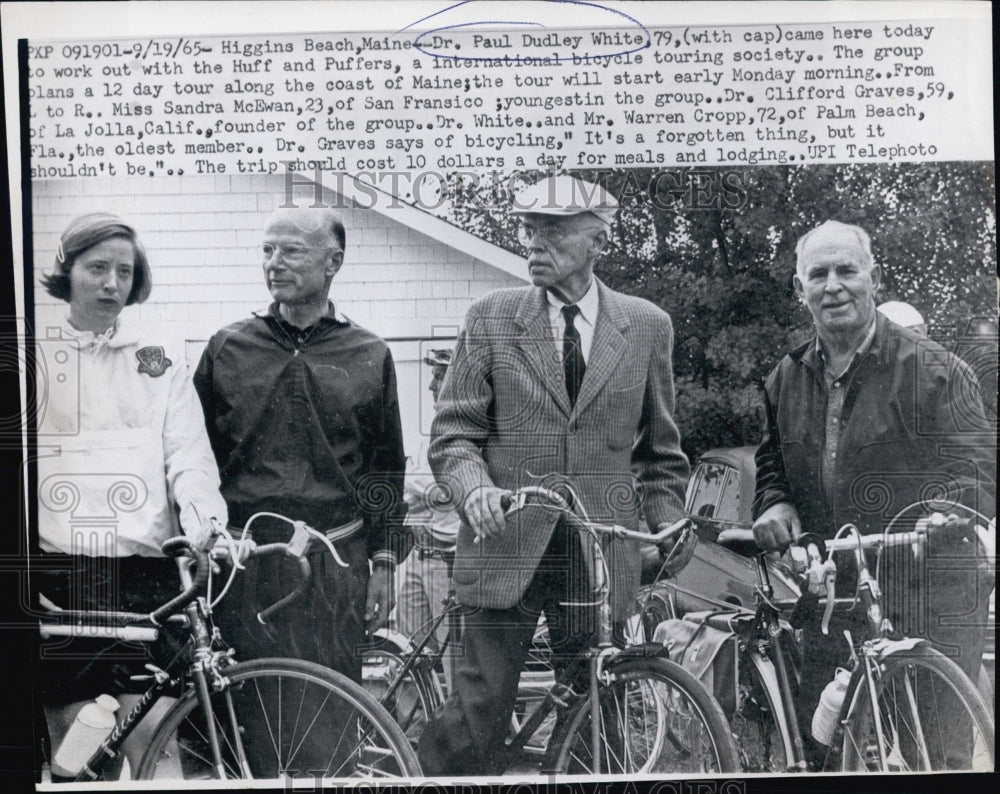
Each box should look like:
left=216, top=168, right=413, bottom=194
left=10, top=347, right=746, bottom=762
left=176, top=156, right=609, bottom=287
left=428, top=280, right=690, bottom=620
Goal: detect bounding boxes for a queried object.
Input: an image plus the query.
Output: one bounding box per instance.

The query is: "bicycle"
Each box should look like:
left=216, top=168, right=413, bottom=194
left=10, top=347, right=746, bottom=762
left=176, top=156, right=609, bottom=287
left=38, top=516, right=421, bottom=782
left=370, top=485, right=741, bottom=775
left=362, top=523, right=558, bottom=755
left=711, top=509, right=995, bottom=773
left=631, top=516, right=804, bottom=774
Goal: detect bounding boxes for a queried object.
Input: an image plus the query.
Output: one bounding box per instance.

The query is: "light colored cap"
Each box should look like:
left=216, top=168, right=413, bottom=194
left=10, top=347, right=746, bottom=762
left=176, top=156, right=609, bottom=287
left=510, top=176, right=618, bottom=224
left=877, top=301, right=925, bottom=330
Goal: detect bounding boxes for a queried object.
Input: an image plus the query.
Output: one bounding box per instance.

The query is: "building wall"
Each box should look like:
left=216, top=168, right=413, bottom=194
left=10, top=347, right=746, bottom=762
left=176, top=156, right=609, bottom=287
left=30, top=174, right=526, bottom=457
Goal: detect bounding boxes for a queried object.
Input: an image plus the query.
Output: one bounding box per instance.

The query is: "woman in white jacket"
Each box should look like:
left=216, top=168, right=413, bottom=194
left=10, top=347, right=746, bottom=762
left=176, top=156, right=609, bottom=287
left=35, top=213, right=227, bottom=780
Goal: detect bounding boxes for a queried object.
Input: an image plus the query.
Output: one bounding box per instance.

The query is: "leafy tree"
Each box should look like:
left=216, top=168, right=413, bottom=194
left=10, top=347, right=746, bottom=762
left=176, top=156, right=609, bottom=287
left=440, top=163, right=996, bottom=459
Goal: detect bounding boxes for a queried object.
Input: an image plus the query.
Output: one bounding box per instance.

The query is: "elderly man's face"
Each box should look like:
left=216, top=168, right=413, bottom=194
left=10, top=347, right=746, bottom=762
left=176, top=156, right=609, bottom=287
left=519, top=212, right=605, bottom=302
left=795, top=227, right=880, bottom=340
left=262, top=211, right=342, bottom=307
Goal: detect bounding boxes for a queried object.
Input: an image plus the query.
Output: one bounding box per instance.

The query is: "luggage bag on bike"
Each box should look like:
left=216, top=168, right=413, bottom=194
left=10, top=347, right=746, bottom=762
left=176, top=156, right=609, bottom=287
left=653, top=611, right=739, bottom=715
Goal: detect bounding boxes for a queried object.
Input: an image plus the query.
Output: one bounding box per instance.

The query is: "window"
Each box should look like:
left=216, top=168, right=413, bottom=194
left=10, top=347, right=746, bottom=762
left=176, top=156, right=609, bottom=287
left=685, top=461, right=744, bottom=523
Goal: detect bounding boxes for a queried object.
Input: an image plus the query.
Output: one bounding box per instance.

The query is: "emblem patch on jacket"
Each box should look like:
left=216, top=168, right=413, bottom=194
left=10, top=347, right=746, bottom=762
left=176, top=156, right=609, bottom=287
left=136, top=346, right=172, bottom=377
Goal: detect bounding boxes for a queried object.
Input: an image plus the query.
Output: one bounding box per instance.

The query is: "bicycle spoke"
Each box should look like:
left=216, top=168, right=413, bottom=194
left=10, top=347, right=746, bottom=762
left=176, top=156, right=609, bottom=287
left=251, top=676, right=286, bottom=771
left=843, top=647, right=994, bottom=773
left=282, top=684, right=345, bottom=774
left=177, top=719, right=219, bottom=775
left=905, top=668, right=932, bottom=768
left=550, top=662, right=738, bottom=775
left=914, top=665, right=944, bottom=767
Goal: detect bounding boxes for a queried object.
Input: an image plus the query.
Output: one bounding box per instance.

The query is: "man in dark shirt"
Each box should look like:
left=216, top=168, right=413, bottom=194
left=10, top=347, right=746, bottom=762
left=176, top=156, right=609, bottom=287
left=753, top=220, right=995, bottom=768
left=194, top=208, right=407, bottom=681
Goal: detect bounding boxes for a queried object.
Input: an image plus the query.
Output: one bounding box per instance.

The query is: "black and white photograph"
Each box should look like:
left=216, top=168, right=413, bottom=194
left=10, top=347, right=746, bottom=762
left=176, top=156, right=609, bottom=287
left=0, top=1, right=995, bottom=790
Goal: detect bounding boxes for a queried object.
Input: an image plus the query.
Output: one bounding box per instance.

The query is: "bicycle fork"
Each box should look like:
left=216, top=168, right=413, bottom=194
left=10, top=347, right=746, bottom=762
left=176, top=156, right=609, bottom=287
left=177, top=552, right=251, bottom=781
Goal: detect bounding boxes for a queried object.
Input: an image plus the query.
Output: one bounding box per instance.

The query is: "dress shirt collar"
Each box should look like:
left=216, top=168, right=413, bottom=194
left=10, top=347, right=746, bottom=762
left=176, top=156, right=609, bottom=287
left=545, top=278, right=599, bottom=328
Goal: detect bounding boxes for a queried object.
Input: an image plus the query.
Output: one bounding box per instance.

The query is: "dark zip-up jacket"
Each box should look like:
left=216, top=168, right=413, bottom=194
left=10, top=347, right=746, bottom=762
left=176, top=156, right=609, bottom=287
left=194, top=303, right=407, bottom=564
left=754, top=312, right=995, bottom=537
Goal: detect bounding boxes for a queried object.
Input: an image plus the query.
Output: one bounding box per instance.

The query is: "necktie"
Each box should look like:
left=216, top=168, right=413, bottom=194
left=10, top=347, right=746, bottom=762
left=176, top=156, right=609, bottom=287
left=562, top=304, right=585, bottom=407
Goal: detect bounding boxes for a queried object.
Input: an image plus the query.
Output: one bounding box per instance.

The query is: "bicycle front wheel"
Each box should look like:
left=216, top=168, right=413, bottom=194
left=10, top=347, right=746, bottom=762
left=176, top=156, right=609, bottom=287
left=545, top=656, right=740, bottom=775
left=841, top=645, right=994, bottom=772
left=136, top=658, right=421, bottom=780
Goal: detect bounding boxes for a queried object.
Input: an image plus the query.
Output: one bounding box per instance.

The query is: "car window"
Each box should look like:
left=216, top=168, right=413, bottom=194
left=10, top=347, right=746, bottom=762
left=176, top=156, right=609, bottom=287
left=686, top=462, right=736, bottom=518
left=716, top=467, right=743, bottom=522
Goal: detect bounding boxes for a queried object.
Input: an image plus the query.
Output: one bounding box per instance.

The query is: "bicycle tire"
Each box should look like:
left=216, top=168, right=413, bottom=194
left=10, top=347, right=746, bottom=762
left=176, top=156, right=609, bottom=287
left=732, top=650, right=796, bottom=773
left=840, top=645, right=995, bottom=772
left=544, top=656, right=740, bottom=775
left=135, top=657, right=421, bottom=780
left=361, top=637, right=442, bottom=740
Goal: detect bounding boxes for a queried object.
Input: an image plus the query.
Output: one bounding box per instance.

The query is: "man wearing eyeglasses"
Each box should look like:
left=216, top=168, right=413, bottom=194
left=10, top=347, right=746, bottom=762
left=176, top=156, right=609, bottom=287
left=194, top=208, right=407, bottom=686
left=418, top=176, right=690, bottom=775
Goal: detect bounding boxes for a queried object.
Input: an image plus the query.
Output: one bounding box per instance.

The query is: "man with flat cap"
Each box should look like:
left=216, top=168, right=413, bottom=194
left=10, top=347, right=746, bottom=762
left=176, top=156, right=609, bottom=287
left=194, top=207, right=408, bottom=684
left=418, top=175, right=690, bottom=774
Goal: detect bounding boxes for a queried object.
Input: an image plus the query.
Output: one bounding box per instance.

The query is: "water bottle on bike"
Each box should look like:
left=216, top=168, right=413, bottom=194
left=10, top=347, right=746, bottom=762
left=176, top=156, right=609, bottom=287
left=52, top=695, right=120, bottom=777
left=810, top=668, right=850, bottom=747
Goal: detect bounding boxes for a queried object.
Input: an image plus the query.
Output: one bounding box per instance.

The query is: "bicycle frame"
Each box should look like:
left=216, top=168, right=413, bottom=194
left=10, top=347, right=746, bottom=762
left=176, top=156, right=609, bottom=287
left=373, top=584, right=456, bottom=729
left=744, top=552, right=809, bottom=771
left=718, top=510, right=992, bottom=771
left=490, top=486, right=692, bottom=774
left=39, top=524, right=315, bottom=781
left=39, top=557, right=214, bottom=781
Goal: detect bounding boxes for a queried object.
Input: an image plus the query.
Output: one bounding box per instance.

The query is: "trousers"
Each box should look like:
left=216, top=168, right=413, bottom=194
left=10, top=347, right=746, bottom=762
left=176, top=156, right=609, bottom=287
left=417, top=520, right=594, bottom=776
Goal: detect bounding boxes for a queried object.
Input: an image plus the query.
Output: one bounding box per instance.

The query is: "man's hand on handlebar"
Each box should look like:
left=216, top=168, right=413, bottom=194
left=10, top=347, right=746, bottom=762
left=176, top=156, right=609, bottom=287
left=752, top=502, right=803, bottom=552
left=462, top=486, right=509, bottom=540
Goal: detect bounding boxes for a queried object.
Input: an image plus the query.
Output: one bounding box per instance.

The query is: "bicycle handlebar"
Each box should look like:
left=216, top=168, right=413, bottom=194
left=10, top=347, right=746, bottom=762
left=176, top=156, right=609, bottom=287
left=502, top=486, right=692, bottom=545
left=116, top=518, right=317, bottom=626
left=716, top=514, right=974, bottom=557
left=218, top=541, right=313, bottom=624
left=148, top=537, right=211, bottom=624
left=717, top=514, right=978, bottom=634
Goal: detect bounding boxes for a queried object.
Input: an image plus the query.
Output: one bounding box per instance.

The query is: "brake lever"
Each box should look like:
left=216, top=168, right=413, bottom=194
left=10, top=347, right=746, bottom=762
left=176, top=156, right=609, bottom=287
left=820, top=562, right=836, bottom=634
left=802, top=542, right=837, bottom=634
left=287, top=520, right=311, bottom=557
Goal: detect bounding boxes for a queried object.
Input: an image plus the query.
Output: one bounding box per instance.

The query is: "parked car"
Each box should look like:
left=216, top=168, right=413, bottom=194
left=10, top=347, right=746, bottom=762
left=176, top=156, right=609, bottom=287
left=639, top=447, right=799, bottom=615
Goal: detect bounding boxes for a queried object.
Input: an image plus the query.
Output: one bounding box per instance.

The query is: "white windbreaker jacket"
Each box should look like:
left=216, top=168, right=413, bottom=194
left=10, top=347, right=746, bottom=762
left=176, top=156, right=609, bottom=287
left=36, top=315, right=228, bottom=557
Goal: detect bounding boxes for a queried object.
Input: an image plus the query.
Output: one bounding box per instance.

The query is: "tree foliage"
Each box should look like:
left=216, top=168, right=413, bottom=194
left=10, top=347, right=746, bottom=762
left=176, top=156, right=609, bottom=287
left=441, top=163, right=997, bottom=459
